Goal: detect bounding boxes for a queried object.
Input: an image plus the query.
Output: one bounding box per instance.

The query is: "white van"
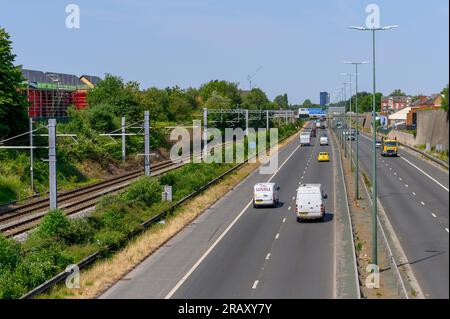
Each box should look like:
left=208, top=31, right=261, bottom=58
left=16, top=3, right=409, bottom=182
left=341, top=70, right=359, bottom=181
left=295, top=184, right=327, bottom=221
left=319, top=136, right=328, bottom=146
left=253, top=183, right=280, bottom=208
left=300, top=132, right=311, bottom=146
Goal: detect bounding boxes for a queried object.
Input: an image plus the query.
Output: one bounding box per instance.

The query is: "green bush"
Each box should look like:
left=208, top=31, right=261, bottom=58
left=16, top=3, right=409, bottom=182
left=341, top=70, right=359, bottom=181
left=0, top=234, right=21, bottom=269
left=93, top=229, right=124, bottom=248
left=14, top=244, right=73, bottom=289
left=122, top=177, right=162, bottom=206
left=37, top=209, right=71, bottom=241
left=64, top=218, right=95, bottom=245
left=0, top=267, right=27, bottom=299
left=88, top=104, right=117, bottom=133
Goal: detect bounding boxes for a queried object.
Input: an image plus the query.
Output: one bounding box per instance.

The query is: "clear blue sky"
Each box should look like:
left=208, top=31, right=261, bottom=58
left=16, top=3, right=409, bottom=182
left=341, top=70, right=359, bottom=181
left=1, top=0, right=448, bottom=104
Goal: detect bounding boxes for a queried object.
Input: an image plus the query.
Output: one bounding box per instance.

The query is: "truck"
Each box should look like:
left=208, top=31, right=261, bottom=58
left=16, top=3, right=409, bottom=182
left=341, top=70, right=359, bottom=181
left=381, top=137, right=399, bottom=157
left=300, top=132, right=311, bottom=146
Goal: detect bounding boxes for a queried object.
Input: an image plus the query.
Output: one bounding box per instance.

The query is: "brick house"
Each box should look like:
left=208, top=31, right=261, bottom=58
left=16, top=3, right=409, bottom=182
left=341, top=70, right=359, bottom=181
left=380, top=95, right=412, bottom=115
left=406, top=94, right=443, bottom=129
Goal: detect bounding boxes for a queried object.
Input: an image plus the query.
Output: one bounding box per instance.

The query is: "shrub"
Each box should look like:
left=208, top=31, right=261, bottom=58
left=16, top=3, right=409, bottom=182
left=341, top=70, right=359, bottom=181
left=122, top=177, right=162, bottom=206
left=0, top=175, right=23, bottom=204
left=0, top=234, right=21, bottom=269
left=93, top=229, right=124, bottom=248
left=0, top=267, right=27, bottom=299
left=89, top=104, right=116, bottom=133
left=37, top=209, right=71, bottom=241
left=63, top=218, right=95, bottom=244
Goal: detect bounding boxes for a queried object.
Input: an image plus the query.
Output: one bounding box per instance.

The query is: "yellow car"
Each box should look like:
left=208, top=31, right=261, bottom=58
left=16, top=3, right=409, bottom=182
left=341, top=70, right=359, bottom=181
left=317, top=152, right=330, bottom=162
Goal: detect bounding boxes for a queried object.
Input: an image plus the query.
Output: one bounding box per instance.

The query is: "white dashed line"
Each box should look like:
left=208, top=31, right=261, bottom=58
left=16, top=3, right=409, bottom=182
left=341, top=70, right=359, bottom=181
left=405, top=184, right=408, bottom=188
left=401, top=157, right=449, bottom=192
left=292, top=196, right=295, bottom=200
left=265, top=253, right=271, bottom=260
left=252, top=280, right=259, bottom=289
left=275, top=233, right=280, bottom=239
left=445, top=228, right=449, bottom=233
left=399, top=178, right=402, bottom=181
left=421, top=201, right=425, bottom=206
left=432, top=213, right=437, bottom=218
left=394, top=172, right=397, bottom=175
left=288, top=206, right=291, bottom=211
left=282, top=218, right=286, bottom=223
left=412, top=192, right=416, bottom=196
left=389, top=167, right=392, bottom=171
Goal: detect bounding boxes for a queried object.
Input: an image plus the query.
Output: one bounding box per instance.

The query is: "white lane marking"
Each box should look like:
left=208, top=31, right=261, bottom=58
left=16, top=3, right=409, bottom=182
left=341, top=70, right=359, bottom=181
left=400, top=157, right=449, bottom=192
left=421, top=201, right=425, bottom=206
left=399, top=178, right=402, bottom=181
left=432, top=213, right=437, bottom=218
left=445, top=228, right=449, bottom=233
left=288, top=206, right=291, bottom=210
left=292, top=196, right=295, bottom=200
left=252, top=280, right=259, bottom=289
left=412, top=192, right=416, bottom=196
left=405, top=184, right=409, bottom=188
left=361, top=133, right=449, bottom=192
left=265, top=253, right=271, bottom=260
left=282, top=218, right=286, bottom=223
left=394, top=172, right=397, bottom=175
left=275, top=233, right=280, bottom=239
left=389, top=167, right=392, bottom=171
left=164, top=143, right=302, bottom=299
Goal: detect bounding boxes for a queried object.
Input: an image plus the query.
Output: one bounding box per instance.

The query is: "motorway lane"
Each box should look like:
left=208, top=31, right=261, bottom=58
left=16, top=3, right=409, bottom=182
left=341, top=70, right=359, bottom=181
left=352, top=135, right=449, bottom=298
left=101, top=132, right=314, bottom=298
left=171, top=131, right=335, bottom=298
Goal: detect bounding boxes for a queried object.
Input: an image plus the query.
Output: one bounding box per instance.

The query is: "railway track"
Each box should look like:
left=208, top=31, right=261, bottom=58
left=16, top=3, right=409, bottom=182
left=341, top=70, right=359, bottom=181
left=0, top=159, right=184, bottom=238
left=0, top=141, right=235, bottom=238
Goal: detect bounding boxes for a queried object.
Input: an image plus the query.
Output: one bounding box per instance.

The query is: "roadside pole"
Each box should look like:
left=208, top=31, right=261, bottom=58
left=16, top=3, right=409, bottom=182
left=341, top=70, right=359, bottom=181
left=29, top=117, right=34, bottom=193
left=266, top=110, right=269, bottom=131
left=144, top=111, right=150, bottom=176
left=121, top=117, right=126, bottom=162
left=245, top=109, right=249, bottom=136
left=48, top=119, right=57, bottom=210
left=203, top=108, right=208, bottom=157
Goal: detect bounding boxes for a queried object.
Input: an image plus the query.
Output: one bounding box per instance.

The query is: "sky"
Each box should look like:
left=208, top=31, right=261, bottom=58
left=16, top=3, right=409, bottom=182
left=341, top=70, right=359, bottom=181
left=0, top=0, right=448, bottom=104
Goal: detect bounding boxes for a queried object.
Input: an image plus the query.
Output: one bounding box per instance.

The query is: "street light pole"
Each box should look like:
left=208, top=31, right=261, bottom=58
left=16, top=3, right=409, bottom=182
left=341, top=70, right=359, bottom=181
left=345, top=61, right=368, bottom=200
left=349, top=24, right=399, bottom=266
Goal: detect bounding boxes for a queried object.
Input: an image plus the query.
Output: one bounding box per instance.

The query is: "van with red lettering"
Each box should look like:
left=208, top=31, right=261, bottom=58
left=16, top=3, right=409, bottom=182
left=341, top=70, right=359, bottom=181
left=253, top=183, right=280, bottom=208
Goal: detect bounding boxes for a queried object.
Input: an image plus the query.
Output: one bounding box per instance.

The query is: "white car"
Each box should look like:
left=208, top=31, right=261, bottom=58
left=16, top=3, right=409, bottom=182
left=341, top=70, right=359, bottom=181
left=376, top=141, right=382, bottom=148
left=253, top=183, right=280, bottom=208
left=319, top=136, right=328, bottom=146
left=296, top=184, right=327, bottom=222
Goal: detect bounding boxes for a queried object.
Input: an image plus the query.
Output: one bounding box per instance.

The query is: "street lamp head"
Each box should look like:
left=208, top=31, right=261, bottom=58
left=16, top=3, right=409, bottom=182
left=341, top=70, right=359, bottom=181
left=348, top=26, right=368, bottom=31
left=381, top=25, right=400, bottom=30
left=344, top=61, right=369, bottom=65
left=348, top=25, right=399, bottom=31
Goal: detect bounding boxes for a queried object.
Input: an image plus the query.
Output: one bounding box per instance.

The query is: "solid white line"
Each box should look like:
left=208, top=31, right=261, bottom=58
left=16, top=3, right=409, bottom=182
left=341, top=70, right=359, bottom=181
left=252, top=280, right=259, bottom=289
left=361, top=133, right=449, bottom=192
left=275, top=233, right=280, bottom=239
left=164, top=143, right=302, bottom=299
left=401, top=157, right=449, bottom=192
left=265, top=253, right=271, bottom=260
left=445, top=228, right=449, bottom=233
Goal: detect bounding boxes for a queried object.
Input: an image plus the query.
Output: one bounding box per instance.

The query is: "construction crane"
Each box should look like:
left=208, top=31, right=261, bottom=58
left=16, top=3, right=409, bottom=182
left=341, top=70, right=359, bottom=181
left=247, top=66, right=262, bottom=90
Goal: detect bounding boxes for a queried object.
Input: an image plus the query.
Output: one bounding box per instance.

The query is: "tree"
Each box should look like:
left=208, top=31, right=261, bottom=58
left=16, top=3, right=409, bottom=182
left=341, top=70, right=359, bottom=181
left=274, top=94, right=289, bottom=109
left=139, top=87, right=170, bottom=121
left=241, top=88, right=270, bottom=110
left=204, top=91, right=232, bottom=110
left=87, top=74, right=142, bottom=122
left=441, top=85, right=448, bottom=112
left=389, top=89, right=406, bottom=96
left=302, top=99, right=313, bottom=107
left=199, top=80, right=242, bottom=107
left=0, top=28, right=28, bottom=139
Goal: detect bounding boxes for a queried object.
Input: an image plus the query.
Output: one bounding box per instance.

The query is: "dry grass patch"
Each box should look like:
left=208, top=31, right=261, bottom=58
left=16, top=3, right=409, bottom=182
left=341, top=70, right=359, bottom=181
left=41, top=131, right=300, bottom=299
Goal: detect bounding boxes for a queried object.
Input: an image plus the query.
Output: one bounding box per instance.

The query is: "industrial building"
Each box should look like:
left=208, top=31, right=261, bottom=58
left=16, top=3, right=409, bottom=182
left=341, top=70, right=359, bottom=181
left=21, top=68, right=101, bottom=119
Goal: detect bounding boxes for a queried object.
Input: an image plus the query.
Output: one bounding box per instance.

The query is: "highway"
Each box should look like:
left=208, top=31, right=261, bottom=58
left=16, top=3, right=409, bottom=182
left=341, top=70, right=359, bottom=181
left=101, top=130, right=339, bottom=299
left=353, top=133, right=449, bottom=298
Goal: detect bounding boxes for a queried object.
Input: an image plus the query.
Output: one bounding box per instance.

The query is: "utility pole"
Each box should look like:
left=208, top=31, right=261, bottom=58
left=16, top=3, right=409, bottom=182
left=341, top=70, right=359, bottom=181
left=48, top=119, right=57, bottom=210
left=245, top=109, right=249, bottom=136
left=121, top=117, right=126, bottom=162
left=203, top=108, right=208, bottom=157
left=144, top=111, right=150, bottom=176
left=266, top=110, right=269, bottom=131
left=29, top=117, right=34, bottom=193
